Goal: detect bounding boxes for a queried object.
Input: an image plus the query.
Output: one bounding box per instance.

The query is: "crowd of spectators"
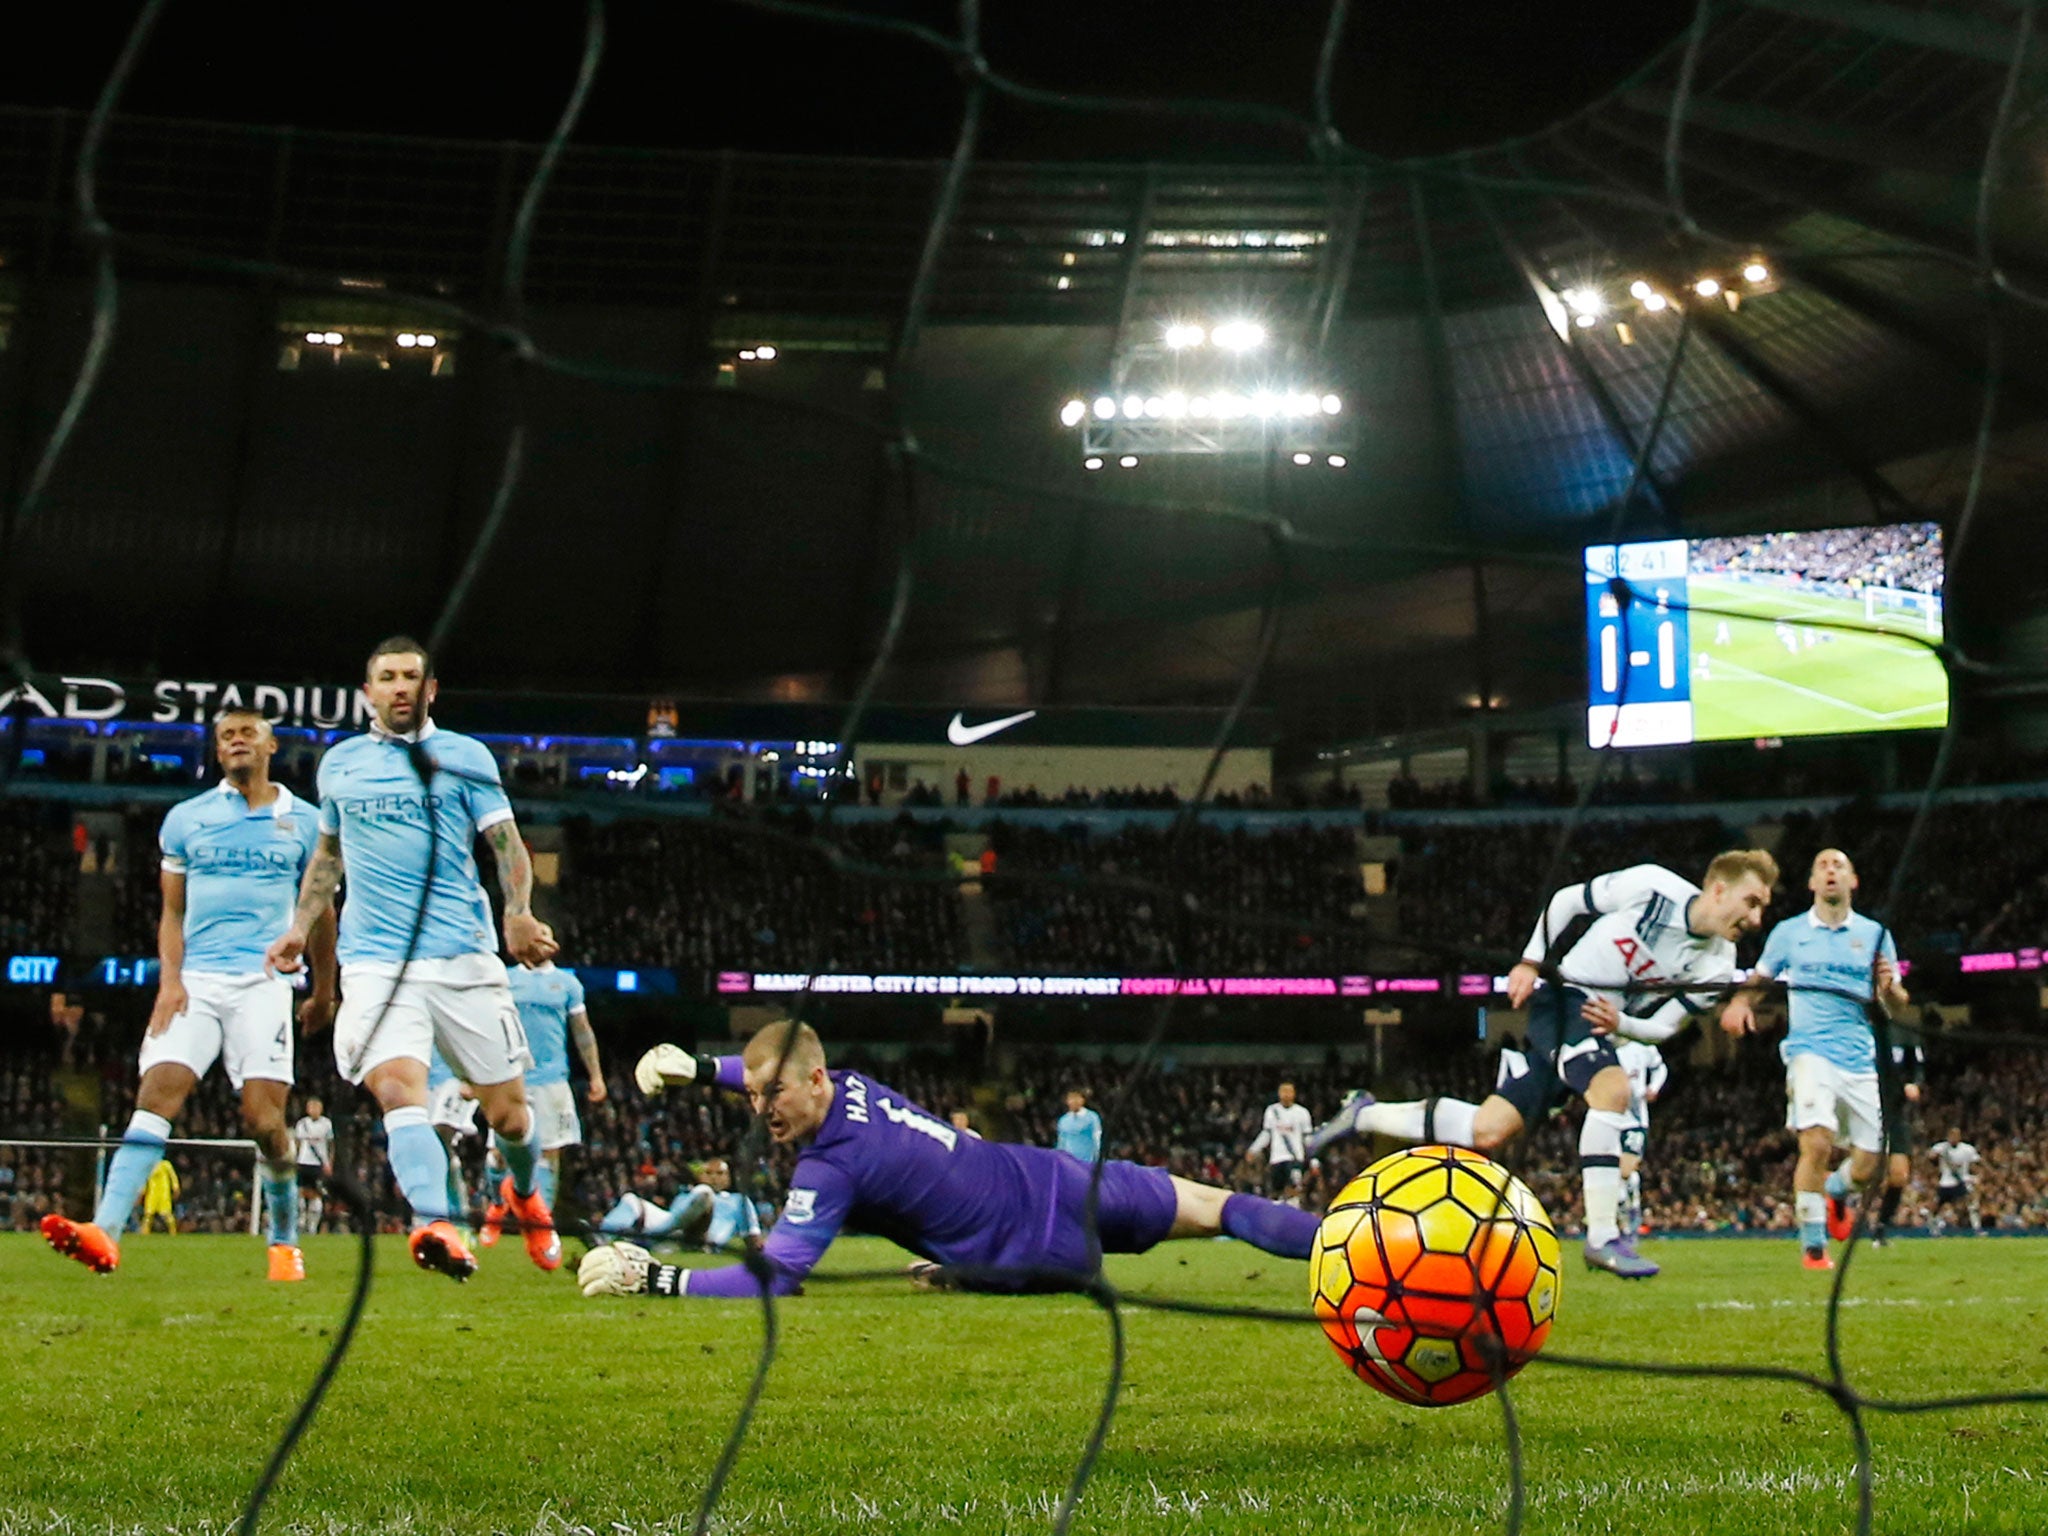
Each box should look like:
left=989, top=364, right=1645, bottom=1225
left=0, top=801, right=77, bottom=953
left=78, top=785, right=2048, bottom=983
left=553, top=809, right=965, bottom=975
left=1693, top=523, right=1944, bottom=595
left=981, top=820, right=1367, bottom=974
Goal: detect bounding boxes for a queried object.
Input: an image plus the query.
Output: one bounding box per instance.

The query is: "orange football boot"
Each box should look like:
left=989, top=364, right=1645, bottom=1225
left=267, top=1243, right=306, bottom=1282
left=41, top=1214, right=119, bottom=1273
left=479, top=1203, right=505, bottom=1247
left=1825, top=1189, right=1856, bottom=1244
left=1802, top=1248, right=1835, bottom=1272
left=408, top=1219, right=478, bottom=1281
left=499, top=1176, right=562, bottom=1271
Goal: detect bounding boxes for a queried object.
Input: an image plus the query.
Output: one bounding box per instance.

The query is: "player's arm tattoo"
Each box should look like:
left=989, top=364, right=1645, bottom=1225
left=569, top=1009, right=602, bottom=1078
left=292, top=834, right=345, bottom=932
left=485, top=819, right=534, bottom=917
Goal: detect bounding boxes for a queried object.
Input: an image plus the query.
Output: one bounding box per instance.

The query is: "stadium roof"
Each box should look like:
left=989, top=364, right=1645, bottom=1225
left=2, top=0, right=2045, bottom=735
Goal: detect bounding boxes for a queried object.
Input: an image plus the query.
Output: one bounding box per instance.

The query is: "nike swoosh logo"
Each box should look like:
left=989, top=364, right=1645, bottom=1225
left=946, top=710, right=1038, bottom=746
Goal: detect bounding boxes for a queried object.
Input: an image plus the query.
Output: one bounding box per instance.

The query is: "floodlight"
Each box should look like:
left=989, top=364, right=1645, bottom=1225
left=1162, top=392, right=1187, bottom=418
left=1628, top=280, right=1653, bottom=301
left=1575, top=313, right=1597, bottom=328
left=1118, top=455, right=1138, bottom=468
left=1123, top=395, right=1144, bottom=419
left=1694, top=277, right=1720, bottom=298
left=1083, top=457, right=1104, bottom=470
left=1093, top=397, right=1116, bottom=420
left=1164, top=322, right=1206, bottom=349
left=756, top=345, right=777, bottom=360
left=1327, top=455, right=1347, bottom=468
left=1742, top=262, right=1769, bottom=284
left=416, top=334, right=436, bottom=347
left=322, top=332, right=343, bottom=346
left=1292, top=452, right=1312, bottom=466
left=1060, top=399, right=1087, bottom=427
left=1643, top=293, right=1668, bottom=312
left=1321, top=394, right=1342, bottom=415
left=1563, top=288, right=1604, bottom=317
left=1211, top=319, right=1266, bottom=352
left=739, top=349, right=757, bottom=360
left=396, top=333, right=418, bottom=348
left=304, top=332, right=324, bottom=345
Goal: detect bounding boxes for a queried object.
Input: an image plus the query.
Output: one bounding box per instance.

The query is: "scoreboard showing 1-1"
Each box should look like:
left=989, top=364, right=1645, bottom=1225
left=1584, top=522, right=1948, bottom=749
left=1585, top=540, right=1693, bottom=748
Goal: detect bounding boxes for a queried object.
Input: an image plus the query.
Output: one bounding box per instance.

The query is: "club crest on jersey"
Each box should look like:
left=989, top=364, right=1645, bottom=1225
left=784, top=1188, right=818, bottom=1224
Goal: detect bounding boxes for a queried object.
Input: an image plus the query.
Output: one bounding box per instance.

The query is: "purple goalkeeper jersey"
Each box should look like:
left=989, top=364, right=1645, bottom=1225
left=676, top=1067, right=1175, bottom=1298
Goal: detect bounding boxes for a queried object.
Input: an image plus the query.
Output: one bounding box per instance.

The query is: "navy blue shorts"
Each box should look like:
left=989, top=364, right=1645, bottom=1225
left=1496, top=986, right=1620, bottom=1124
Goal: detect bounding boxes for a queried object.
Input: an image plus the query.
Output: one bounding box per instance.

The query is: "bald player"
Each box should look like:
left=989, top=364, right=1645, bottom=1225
left=1723, top=848, right=1908, bottom=1270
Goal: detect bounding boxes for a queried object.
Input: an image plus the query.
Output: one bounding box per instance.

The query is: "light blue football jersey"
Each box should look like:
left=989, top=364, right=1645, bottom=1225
left=315, top=723, right=513, bottom=965
left=508, top=963, right=586, bottom=1087
left=158, top=783, right=322, bottom=972
left=1759, top=909, right=1899, bottom=1073
left=1055, top=1107, right=1102, bottom=1163
left=705, top=1188, right=760, bottom=1249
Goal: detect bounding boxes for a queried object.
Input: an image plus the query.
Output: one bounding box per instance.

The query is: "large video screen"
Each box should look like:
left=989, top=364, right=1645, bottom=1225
left=1585, top=522, right=1947, bottom=747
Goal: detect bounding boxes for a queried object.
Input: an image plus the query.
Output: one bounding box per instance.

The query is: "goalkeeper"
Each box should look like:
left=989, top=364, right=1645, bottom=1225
left=579, top=1020, right=1320, bottom=1299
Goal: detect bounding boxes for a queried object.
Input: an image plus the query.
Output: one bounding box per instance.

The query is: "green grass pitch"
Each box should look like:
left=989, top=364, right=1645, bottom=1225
left=5, top=1233, right=2047, bottom=1535
left=1684, top=576, right=1949, bottom=743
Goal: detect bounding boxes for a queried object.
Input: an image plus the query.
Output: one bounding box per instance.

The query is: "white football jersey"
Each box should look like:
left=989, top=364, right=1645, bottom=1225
left=293, top=1114, right=334, bottom=1168
left=1931, top=1140, right=1980, bottom=1185
left=1523, top=864, right=1739, bottom=1042
left=1250, top=1102, right=1313, bottom=1164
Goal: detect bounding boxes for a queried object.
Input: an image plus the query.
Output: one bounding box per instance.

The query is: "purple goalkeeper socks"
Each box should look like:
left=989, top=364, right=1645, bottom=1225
left=1221, top=1194, right=1319, bottom=1258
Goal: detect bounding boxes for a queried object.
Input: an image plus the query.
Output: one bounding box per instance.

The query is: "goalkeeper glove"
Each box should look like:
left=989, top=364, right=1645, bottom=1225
left=579, top=1241, right=653, bottom=1297
left=634, top=1043, right=715, bottom=1096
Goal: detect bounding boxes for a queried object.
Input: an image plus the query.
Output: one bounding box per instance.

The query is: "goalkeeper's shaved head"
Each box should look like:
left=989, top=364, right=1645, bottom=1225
left=743, top=1019, right=825, bottom=1077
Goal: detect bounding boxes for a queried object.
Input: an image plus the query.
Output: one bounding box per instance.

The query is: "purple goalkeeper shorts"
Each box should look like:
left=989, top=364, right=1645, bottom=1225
left=1050, top=1154, right=1178, bottom=1260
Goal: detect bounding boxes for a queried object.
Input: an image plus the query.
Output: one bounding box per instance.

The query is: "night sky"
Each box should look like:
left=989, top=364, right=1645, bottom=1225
left=6, top=2, right=1698, bottom=161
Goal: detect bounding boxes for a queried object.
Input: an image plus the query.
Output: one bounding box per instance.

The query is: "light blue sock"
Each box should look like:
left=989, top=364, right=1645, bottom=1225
left=261, top=1161, right=299, bottom=1246
left=496, top=1114, right=541, bottom=1200
left=1825, top=1166, right=1853, bottom=1201
left=1796, top=1189, right=1828, bottom=1251
left=444, top=1158, right=469, bottom=1230
left=383, top=1107, right=452, bottom=1227
left=652, top=1185, right=712, bottom=1239
left=534, top=1158, right=557, bottom=1209
left=95, top=1111, right=171, bottom=1232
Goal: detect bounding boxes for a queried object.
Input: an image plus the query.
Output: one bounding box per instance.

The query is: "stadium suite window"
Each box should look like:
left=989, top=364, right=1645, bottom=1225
left=275, top=325, right=457, bottom=376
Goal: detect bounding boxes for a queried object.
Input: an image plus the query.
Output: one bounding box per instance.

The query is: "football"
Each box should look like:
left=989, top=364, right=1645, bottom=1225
left=1311, top=1144, right=1561, bottom=1406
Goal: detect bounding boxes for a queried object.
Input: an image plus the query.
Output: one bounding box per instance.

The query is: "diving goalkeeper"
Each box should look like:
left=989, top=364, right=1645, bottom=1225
left=578, top=1020, right=1321, bottom=1299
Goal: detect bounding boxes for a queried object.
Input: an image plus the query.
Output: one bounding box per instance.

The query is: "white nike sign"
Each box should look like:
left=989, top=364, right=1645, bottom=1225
left=946, top=710, right=1038, bottom=746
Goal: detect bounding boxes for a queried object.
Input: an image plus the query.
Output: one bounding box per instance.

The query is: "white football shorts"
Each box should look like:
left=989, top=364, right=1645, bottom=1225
left=1785, top=1052, right=1882, bottom=1154
left=428, top=1076, right=482, bottom=1136
left=139, top=970, right=294, bottom=1090
left=334, top=955, right=532, bottom=1087
left=490, top=1079, right=582, bottom=1152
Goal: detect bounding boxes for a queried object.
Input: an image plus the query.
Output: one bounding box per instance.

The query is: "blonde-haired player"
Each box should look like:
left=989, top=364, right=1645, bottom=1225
left=1312, top=850, right=1776, bottom=1279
